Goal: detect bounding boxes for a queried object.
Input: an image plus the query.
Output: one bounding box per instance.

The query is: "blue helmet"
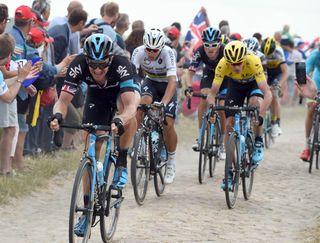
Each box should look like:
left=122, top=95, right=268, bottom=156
left=83, top=33, right=114, bottom=60
left=201, top=27, right=221, bottom=42
left=243, top=37, right=259, bottom=52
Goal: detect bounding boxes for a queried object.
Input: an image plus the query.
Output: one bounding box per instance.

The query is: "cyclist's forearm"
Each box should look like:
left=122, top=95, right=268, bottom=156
left=162, top=77, right=176, bottom=105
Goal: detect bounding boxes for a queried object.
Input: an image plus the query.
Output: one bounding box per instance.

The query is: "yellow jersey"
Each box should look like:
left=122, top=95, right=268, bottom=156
left=213, top=53, right=266, bottom=85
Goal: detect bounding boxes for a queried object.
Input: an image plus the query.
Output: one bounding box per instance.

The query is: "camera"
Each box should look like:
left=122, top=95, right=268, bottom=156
left=96, top=28, right=103, bottom=34
left=295, top=62, right=306, bottom=84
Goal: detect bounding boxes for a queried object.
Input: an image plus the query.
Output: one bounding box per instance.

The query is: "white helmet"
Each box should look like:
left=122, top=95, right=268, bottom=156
left=143, top=28, right=165, bottom=50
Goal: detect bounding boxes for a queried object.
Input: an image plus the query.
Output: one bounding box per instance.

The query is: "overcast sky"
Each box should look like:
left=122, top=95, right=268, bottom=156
left=4, top=0, right=319, bottom=41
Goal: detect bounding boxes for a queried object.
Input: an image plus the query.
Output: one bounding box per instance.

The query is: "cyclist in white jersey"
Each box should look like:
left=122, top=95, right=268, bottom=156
left=131, top=28, right=178, bottom=184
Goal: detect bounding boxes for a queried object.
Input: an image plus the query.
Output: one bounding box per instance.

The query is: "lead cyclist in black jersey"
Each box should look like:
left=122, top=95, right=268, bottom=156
left=49, top=33, right=140, bottom=236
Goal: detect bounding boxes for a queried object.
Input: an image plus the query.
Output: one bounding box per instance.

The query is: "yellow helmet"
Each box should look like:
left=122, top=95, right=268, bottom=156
left=223, top=40, right=247, bottom=63
left=261, top=37, right=276, bottom=56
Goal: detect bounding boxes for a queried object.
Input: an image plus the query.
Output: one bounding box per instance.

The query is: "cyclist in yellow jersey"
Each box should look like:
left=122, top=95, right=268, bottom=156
left=261, top=37, right=288, bottom=137
left=207, top=40, right=272, bottom=165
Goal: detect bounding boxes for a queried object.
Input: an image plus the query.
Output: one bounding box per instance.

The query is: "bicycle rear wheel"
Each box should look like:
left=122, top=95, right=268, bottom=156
left=309, top=113, right=320, bottom=173
left=198, top=119, right=209, bottom=184
left=69, top=157, right=93, bottom=243
left=242, top=134, right=254, bottom=200
left=224, top=132, right=240, bottom=209
left=209, top=119, right=221, bottom=177
left=154, top=135, right=167, bottom=196
left=100, top=159, right=121, bottom=242
left=130, top=128, right=150, bottom=205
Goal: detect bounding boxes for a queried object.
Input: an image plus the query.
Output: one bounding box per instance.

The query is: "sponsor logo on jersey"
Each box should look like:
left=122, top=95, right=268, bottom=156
left=68, top=64, right=82, bottom=78
left=117, top=66, right=129, bottom=78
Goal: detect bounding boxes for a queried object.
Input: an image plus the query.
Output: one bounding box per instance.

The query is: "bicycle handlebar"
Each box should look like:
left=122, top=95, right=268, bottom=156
left=187, top=93, right=226, bottom=109
left=53, top=123, right=111, bottom=147
left=137, top=103, right=168, bottom=125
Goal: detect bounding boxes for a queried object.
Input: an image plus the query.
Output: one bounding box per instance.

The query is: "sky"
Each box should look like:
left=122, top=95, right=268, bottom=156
left=3, top=0, right=320, bottom=42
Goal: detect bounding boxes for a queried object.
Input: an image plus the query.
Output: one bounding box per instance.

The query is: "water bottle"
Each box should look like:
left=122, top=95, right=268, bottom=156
left=97, top=161, right=104, bottom=186
left=160, top=147, right=167, bottom=161
left=151, top=131, right=159, bottom=154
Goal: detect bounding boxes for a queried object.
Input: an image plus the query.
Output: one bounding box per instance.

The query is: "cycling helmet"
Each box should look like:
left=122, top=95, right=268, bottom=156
left=243, top=37, right=259, bottom=52
left=220, top=34, right=230, bottom=45
left=201, top=27, right=221, bottom=42
left=83, top=33, right=114, bottom=60
left=261, top=37, right=276, bottom=56
left=143, top=28, right=165, bottom=50
left=223, top=40, right=247, bottom=63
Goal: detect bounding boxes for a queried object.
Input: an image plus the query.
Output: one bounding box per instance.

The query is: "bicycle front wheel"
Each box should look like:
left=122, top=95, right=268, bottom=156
left=224, top=132, right=240, bottom=209
left=131, top=128, right=150, bottom=205
left=198, top=119, right=210, bottom=184
left=242, top=134, right=254, bottom=200
left=154, top=135, right=167, bottom=196
left=69, top=157, right=93, bottom=243
left=209, top=119, right=221, bottom=177
left=100, top=159, right=120, bottom=242
left=309, top=112, right=320, bottom=173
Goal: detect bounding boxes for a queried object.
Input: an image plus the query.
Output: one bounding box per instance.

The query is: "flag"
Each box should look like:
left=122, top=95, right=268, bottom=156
left=185, top=10, right=208, bottom=50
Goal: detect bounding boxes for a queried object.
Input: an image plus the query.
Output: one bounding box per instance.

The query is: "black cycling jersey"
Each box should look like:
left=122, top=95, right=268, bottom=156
left=189, top=45, right=225, bottom=74
left=62, top=54, right=138, bottom=97
left=61, top=54, right=139, bottom=125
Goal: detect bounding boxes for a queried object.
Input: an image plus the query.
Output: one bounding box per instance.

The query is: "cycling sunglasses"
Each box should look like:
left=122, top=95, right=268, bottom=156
left=87, top=58, right=111, bottom=69
left=146, top=47, right=160, bottom=53
left=203, top=42, right=220, bottom=48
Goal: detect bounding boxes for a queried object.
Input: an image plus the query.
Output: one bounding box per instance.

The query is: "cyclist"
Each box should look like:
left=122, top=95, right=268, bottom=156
left=207, top=41, right=272, bottom=188
left=243, top=37, right=267, bottom=69
left=185, top=26, right=228, bottom=159
left=131, top=28, right=178, bottom=184
left=49, top=33, right=140, bottom=236
left=261, top=37, right=288, bottom=137
left=299, top=42, right=320, bottom=161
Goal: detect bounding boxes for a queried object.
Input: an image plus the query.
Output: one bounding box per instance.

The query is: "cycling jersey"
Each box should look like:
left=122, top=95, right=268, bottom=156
left=0, top=71, right=8, bottom=96
left=131, top=45, right=177, bottom=83
left=62, top=54, right=138, bottom=96
left=189, top=45, right=224, bottom=72
left=189, top=45, right=229, bottom=92
left=61, top=54, right=138, bottom=125
left=213, top=53, right=266, bottom=85
left=306, top=49, right=320, bottom=90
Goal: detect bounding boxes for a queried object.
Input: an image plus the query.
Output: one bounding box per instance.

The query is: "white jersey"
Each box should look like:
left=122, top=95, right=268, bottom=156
left=131, top=45, right=177, bottom=83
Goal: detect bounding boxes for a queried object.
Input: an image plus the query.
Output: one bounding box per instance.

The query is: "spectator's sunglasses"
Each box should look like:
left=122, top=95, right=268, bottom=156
left=86, top=58, right=111, bottom=69
left=203, top=42, right=220, bottom=48
left=146, top=47, right=160, bottom=53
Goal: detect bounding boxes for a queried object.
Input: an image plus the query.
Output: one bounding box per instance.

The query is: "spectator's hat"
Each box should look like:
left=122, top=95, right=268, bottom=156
left=28, top=27, right=53, bottom=43
left=167, top=26, right=180, bottom=40
left=15, top=5, right=36, bottom=21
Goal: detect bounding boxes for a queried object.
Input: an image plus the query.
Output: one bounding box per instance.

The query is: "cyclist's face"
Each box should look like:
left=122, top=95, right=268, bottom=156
left=230, top=62, right=244, bottom=73
left=87, top=58, right=111, bottom=82
left=145, top=47, right=161, bottom=61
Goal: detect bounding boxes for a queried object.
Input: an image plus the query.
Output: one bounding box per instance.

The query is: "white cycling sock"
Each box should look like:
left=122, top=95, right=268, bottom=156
left=167, top=151, right=176, bottom=166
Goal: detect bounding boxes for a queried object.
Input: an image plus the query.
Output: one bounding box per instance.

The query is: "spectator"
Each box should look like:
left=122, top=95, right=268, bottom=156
left=32, top=0, right=51, bottom=22
left=8, top=5, right=39, bottom=171
left=49, top=1, right=86, bottom=55
left=115, top=13, right=130, bottom=50
left=253, top=32, right=262, bottom=45
left=219, top=20, right=230, bottom=36
left=0, top=4, right=9, bottom=34
left=131, top=20, right=144, bottom=31
left=125, top=29, right=144, bottom=57
left=0, top=33, right=38, bottom=175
